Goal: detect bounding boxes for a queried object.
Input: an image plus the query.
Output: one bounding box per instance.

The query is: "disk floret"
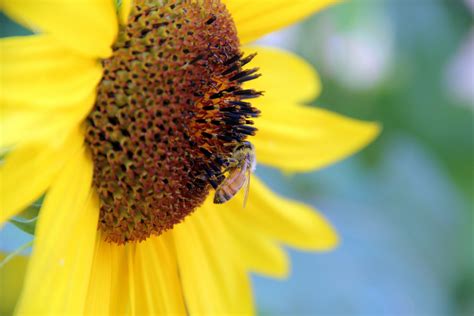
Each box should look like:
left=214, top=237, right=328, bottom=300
left=85, top=0, right=261, bottom=243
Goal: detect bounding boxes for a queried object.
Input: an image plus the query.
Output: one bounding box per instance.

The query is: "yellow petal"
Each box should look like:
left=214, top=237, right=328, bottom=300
left=85, top=239, right=130, bottom=314
left=1, top=0, right=118, bottom=58
left=0, top=35, right=102, bottom=147
left=107, top=242, right=131, bottom=315
left=0, top=35, right=103, bottom=110
left=126, top=245, right=137, bottom=316
left=218, top=201, right=289, bottom=278
left=84, top=241, right=139, bottom=315
left=15, top=147, right=98, bottom=315
left=134, top=234, right=187, bottom=315
left=223, top=176, right=339, bottom=250
left=173, top=204, right=254, bottom=314
left=0, top=127, right=84, bottom=224
left=243, top=46, right=321, bottom=103
left=254, top=102, right=381, bottom=172
left=0, top=254, right=28, bottom=316
left=85, top=235, right=114, bottom=315
left=1, top=93, right=95, bottom=148
left=225, top=0, right=340, bottom=44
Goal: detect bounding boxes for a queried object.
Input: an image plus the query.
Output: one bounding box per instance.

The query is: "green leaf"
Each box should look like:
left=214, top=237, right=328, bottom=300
left=9, top=216, right=37, bottom=235
left=9, top=199, right=42, bottom=235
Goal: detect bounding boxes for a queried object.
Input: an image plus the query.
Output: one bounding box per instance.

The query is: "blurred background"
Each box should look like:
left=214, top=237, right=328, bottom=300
left=1, top=0, right=473, bottom=315
left=252, top=0, right=474, bottom=315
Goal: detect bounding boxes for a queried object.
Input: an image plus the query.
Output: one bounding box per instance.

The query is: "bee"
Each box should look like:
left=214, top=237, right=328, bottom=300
left=213, top=141, right=256, bottom=207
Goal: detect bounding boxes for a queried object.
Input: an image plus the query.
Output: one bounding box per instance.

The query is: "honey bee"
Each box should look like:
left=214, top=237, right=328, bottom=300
left=213, top=141, right=256, bottom=207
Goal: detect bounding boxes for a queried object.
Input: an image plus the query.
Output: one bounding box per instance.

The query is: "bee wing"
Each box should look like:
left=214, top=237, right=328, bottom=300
left=242, top=166, right=251, bottom=208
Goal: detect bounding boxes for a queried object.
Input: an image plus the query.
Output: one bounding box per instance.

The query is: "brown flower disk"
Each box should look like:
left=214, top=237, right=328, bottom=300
left=85, top=0, right=261, bottom=243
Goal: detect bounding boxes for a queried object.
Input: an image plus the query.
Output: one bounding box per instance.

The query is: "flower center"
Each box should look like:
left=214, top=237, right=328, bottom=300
left=85, top=0, right=261, bottom=244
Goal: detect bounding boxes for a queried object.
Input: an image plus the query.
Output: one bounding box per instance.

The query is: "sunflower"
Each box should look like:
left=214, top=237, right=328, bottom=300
left=0, top=0, right=379, bottom=314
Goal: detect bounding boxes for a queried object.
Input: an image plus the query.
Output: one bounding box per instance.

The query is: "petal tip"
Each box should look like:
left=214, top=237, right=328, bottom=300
left=304, top=220, right=340, bottom=252
left=365, top=121, right=383, bottom=143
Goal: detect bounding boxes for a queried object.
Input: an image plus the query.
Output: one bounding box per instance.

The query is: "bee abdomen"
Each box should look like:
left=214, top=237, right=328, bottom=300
left=213, top=186, right=235, bottom=203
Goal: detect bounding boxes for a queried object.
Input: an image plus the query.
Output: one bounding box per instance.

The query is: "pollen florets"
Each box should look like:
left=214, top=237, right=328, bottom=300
left=85, top=0, right=261, bottom=243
